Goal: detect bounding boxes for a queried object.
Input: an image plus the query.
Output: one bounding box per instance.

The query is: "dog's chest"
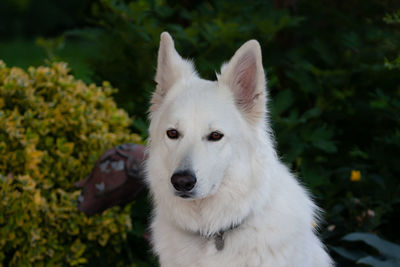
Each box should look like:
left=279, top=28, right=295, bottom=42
left=153, top=222, right=266, bottom=267
left=160, top=235, right=235, bottom=267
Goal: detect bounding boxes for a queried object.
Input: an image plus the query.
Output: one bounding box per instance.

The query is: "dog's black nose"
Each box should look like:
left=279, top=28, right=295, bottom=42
left=171, top=170, right=196, bottom=192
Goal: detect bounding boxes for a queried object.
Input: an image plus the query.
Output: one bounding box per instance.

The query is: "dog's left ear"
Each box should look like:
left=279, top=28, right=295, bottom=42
left=218, top=40, right=266, bottom=124
left=151, top=32, right=195, bottom=114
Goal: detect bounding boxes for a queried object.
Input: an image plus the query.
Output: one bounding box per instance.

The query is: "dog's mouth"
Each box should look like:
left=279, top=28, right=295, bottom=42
left=175, top=192, right=195, bottom=199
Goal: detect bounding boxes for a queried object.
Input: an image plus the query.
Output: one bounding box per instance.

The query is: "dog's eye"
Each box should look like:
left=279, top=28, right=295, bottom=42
left=208, top=131, right=224, bottom=141
left=166, top=129, right=180, bottom=139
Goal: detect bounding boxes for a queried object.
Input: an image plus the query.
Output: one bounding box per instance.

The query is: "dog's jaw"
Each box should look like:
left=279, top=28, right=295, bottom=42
left=147, top=135, right=273, bottom=237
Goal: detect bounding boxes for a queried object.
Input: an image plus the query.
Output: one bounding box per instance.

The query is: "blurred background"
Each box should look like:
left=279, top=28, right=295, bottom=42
left=1, top=0, right=400, bottom=266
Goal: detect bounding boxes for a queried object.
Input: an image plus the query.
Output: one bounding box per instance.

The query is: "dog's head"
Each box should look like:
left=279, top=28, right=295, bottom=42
left=147, top=32, right=267, bottom=201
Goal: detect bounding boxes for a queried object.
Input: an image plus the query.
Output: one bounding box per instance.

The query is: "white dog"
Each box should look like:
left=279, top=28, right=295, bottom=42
left=145, top=32, right=333, bottom=267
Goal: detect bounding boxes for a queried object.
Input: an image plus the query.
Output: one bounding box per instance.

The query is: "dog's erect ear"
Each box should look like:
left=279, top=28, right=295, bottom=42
left=151, top=32, right=195, bottom=113
left=218, top=40, right=266, bottom=124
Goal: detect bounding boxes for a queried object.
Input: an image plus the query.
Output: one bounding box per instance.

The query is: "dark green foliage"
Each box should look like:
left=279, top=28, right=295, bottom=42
left=0, top=0, right=90, bottom=39
left=67, top=0, right=307, bottom=118
left=1, top=0, right=400, bottom=265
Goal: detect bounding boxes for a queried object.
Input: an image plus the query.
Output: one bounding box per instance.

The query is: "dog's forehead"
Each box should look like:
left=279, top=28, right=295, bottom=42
left=163, top=78, right=235, bottom=127
left=171, top=80, right=231, bottom=115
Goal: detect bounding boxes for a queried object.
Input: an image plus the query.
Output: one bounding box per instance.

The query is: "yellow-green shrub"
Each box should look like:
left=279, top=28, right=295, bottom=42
left=0, top=60, right=141, bottom=266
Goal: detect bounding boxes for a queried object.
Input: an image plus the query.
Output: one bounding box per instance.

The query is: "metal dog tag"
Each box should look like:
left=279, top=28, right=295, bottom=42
left=214, top=232, right=225, bottom=251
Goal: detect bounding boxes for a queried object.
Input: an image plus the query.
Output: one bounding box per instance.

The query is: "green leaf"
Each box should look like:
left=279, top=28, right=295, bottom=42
left=271, top=90, right=294, bottom=116
left=343, top=233, right=400, bottom=260
left=312, top=139, right=337, bottom=153
left=299, top=107, right=321, bottom=122
left=330, top=246, right=367, bottom=262
left=309, top=126, right=337, bottom=153
left=300, top=159, right=326, bottom=188
left=358, top=256, right=400, bottom=267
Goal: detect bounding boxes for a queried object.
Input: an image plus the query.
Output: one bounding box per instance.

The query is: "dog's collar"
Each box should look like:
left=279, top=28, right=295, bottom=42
left=199, top=222, right=242, bottom=251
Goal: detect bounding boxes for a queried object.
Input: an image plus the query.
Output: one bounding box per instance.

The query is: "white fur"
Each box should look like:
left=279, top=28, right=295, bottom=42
left=146, top=32, right=333, bottom=267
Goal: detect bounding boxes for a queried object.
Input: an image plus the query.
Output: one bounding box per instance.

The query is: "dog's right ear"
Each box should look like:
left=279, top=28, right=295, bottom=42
left=218, top=40, right=266, bottom=125
left=151, top=32, right=195, bottom=113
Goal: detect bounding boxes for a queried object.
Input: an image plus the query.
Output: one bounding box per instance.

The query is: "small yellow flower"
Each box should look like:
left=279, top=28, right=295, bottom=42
left=350, top=170, right=361, bottom=182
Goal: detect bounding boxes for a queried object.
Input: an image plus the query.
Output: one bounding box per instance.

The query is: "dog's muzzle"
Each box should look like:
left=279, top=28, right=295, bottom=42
left=171, top=170, right=196, bottom=197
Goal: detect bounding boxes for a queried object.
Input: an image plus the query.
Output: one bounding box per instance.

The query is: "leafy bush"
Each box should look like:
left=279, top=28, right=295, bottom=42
left=0, top=60, right=141, bottom=266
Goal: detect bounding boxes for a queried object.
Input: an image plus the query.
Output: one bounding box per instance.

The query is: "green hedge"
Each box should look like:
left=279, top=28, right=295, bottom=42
left=0, top=61, right=141, bottom=266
